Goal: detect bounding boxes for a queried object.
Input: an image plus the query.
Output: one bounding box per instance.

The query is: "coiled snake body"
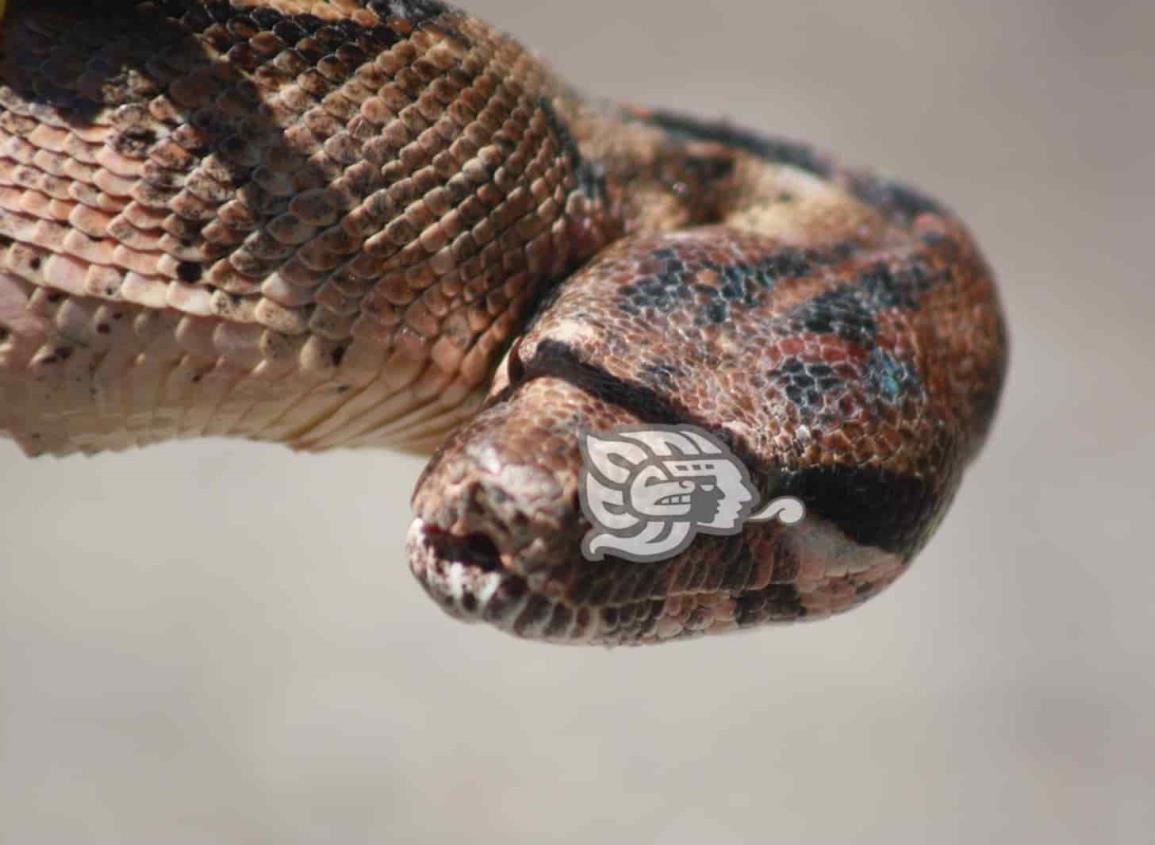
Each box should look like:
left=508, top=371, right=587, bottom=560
left=0, top=1, right=1007, bottom=645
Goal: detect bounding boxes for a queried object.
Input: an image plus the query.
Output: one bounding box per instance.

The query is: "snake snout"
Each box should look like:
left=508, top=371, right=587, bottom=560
left=413, top=458, right=578, bottom=568
left=407, top=437, right=586, bottom=633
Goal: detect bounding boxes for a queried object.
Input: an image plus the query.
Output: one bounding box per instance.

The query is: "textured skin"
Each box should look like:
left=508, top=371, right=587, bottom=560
left=0, top=1, right=1007, bottom=645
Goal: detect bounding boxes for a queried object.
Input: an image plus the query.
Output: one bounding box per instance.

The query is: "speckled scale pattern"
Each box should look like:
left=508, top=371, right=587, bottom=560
left=0, top=1, right=1008, bottom=645
left=0, top=0, right=612, bottom=453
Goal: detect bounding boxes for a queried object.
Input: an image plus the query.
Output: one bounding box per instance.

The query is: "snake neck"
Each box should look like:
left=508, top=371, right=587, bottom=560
left=0, top=0, right=967, bottom=459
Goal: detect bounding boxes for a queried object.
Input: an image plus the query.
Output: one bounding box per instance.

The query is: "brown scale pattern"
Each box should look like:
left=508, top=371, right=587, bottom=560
left=0, top=0, right=614, bottom=453
left=0, top=1, right=1007, bottom=645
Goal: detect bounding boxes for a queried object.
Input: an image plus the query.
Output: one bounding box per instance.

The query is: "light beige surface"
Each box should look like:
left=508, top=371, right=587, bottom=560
left=1, top=1, right=1153, bottom=842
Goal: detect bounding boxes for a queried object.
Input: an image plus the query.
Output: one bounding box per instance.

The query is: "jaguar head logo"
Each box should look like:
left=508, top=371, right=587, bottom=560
left=579, top=426, right=805, bottom=563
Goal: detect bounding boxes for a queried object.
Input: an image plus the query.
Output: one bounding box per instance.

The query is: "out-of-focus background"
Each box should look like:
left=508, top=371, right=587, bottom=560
left=2, top=1, right=1152, bottom=842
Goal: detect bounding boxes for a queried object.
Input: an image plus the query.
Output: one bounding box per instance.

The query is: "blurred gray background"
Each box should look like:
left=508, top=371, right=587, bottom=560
left=2, top=1, right=1153, bottom=842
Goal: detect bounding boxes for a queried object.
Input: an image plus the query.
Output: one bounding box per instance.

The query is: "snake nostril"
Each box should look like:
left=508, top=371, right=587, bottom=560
left=462, top=533, right=502, bottom=572
left=425, top=528, right=504, bottom=573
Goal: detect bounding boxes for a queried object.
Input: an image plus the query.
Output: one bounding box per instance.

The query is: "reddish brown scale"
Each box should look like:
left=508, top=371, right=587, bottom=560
left=0, top=1, right=1007, bottom=645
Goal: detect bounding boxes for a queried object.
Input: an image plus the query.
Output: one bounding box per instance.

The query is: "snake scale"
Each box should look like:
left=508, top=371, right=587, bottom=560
left=0, top=1, right=1007, bottom=645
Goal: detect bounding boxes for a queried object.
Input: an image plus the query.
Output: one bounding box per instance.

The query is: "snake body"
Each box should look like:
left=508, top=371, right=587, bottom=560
left=0, top=1, right=1007, bottom=644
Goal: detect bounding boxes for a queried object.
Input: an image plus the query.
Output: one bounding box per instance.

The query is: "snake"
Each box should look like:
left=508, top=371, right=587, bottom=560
left=0, top=1, right=1008, bottom=645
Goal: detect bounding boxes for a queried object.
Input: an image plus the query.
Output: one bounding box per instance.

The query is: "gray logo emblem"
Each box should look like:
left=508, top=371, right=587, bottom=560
left=578, top=426, right=806, bottom=563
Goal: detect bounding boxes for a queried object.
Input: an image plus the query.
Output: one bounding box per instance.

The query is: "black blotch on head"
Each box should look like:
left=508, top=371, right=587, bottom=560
left=619, top=246, right=821, bottom=325
left=773, top=352, right=923, bottom=419
left=786, top=259, right=940, bottom=345
left=774, top=358, right=846, bottom=414
left=331, top=345, right=347, bottom=367
left=518, top=339, right=693, bottom=427
left=793, top=287, right=878, bottom=345
left=779, top=464, right=946, bottom=555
